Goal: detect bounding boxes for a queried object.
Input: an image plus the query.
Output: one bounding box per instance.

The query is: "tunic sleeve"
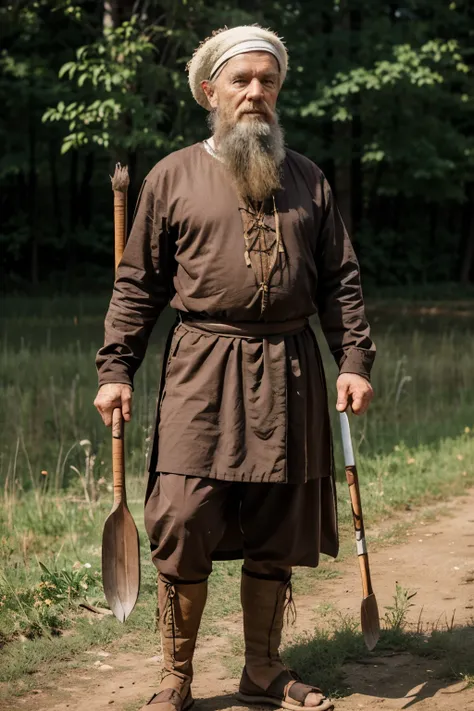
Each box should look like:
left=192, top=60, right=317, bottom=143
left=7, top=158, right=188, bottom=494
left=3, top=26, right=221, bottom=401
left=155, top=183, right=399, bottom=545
left=315, top=176, right=376, bottom=381
left=96, top=176, right=170, bottom=388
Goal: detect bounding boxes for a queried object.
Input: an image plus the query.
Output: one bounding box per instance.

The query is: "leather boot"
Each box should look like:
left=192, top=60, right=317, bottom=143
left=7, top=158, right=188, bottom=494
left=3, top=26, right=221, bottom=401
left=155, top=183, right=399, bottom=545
left=141, top=575, right=207, bottom=710
left=237, top=568, right=333, bottom=711
left=240, top=568, right=291, bottom=690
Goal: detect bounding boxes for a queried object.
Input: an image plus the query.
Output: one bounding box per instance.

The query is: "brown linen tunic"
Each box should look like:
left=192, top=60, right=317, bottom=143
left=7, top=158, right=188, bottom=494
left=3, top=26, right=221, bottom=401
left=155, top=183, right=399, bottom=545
left=96, top=143, right=375, bottom=491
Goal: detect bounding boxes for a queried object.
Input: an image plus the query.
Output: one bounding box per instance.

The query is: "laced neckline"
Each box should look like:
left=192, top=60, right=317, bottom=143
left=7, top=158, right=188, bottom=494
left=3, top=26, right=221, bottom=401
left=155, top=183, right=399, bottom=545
left=239, top=196, right=285, bottom=315
left=201, top=138, right=286, bottom=315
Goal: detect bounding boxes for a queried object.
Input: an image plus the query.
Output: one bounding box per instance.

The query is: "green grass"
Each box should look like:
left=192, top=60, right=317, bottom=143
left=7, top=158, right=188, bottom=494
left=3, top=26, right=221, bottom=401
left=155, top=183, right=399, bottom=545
left=0, top=295, right=473, bottom=700
left=283, top=622, right=474, bottom=698
left=1, top=296, right=473, bottom=488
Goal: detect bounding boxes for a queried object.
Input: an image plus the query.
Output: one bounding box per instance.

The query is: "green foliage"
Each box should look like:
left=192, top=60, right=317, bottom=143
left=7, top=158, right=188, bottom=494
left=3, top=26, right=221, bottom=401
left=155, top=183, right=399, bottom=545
left=1, top=0, right=474, bottom=286
left=356, top=225, right=461, bottom=286
left=383, top=583, right=417, bottom=631
left=282, top=617, right=366, bottom=695
left=0, top=560, right=102, bottom=642
left=43, top=18, right=169, bottom=153
left=37, top=562, right=100, bottom=602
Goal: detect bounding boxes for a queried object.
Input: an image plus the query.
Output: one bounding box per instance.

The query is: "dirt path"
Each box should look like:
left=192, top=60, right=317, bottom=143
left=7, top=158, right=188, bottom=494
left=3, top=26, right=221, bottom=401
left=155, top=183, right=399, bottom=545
left=7, top=490, right=474, bottom=711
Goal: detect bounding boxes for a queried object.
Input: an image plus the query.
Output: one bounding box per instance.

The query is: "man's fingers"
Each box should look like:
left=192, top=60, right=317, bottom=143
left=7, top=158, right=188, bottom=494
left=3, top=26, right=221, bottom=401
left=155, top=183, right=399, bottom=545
left=121, top=390, right=132, bottom=422
left=94, top=384, right=132, bottom=427
left=336, top=374, right=374, bottom=416
left=102, top=407, right=113, bottom=427
left=336, top=382, right=350, bottom=412
left=351, top=388, right=372, bottom=415
left=94, top=401, right=113, bottom=426
left=351, top=394, right=364, bottom=415
left=93, top=400, right=112, bottom=427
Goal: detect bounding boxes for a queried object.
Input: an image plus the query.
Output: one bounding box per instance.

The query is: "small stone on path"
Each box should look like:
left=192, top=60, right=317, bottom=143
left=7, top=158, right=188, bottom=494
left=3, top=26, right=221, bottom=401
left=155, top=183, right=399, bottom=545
left=92, top=661, right=114, bottom=671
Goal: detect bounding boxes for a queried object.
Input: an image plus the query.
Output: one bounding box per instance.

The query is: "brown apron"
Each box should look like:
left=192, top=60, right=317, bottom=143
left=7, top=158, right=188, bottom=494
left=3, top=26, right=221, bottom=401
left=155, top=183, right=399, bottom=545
left=145, top=314, right=309, bottom=501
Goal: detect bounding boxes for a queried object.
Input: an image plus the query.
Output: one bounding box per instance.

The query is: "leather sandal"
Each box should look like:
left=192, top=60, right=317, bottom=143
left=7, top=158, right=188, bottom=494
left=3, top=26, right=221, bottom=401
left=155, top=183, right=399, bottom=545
left=237, top=667, right=334, bottom=711
left=140, top=688, right=194, bottom=710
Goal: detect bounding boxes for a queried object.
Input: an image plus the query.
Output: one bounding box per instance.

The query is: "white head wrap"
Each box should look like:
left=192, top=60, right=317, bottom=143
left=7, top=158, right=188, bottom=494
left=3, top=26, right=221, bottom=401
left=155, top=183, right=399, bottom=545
left=187, top=25, right=288, bottom=110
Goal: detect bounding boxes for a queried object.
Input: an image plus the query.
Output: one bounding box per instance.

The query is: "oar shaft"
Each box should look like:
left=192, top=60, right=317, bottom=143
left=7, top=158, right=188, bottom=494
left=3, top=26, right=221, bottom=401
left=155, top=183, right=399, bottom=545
left=112, top=407, right=125, bottom=505
left=358, top=553, right=373, bottom=599
left=114, top=190, right=127, bottom=272
left=111, top=164, right=129, bottom=503
left=340, top=412, right=374, bottom=598
left=345, top=465, right=373, bottom=596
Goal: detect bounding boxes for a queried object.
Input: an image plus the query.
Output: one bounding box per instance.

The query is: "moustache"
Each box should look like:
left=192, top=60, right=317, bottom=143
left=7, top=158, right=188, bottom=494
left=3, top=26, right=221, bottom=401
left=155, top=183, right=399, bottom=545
left=237, top=103, right=272, bottom=120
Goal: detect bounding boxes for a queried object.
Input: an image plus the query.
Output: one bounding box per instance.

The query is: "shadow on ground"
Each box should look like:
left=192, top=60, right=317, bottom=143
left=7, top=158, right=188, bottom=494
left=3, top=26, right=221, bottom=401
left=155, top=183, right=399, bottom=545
left=282, top=625, right=474, bottom=705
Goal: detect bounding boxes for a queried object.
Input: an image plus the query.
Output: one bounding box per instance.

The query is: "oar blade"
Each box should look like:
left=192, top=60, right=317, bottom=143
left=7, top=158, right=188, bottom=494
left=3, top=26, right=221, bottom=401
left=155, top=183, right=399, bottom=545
left=361, top=593, right=380, bottom=651
left=102, top=503, right=140, bottom=622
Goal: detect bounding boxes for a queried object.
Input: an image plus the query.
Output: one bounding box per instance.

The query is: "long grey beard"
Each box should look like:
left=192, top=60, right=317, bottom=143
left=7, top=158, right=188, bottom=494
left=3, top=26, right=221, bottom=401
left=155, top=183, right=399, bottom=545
left=209, top=112, right=286, bottom=203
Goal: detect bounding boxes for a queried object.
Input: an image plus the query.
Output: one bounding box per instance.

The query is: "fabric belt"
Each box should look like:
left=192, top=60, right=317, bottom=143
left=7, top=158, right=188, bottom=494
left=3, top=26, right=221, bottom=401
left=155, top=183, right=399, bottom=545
left=178, top=313, right=308, bottom=339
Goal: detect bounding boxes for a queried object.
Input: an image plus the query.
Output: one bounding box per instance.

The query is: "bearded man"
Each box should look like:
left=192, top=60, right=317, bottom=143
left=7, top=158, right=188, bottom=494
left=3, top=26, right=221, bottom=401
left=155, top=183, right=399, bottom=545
left=95, top=25, right=375, bottom=711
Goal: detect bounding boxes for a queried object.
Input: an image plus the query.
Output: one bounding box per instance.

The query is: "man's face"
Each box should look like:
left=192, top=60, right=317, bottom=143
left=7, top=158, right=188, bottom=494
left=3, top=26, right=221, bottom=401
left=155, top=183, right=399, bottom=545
left=200, top=51, right=285, bottom=202
left=202, top=52, right=280, bottom=126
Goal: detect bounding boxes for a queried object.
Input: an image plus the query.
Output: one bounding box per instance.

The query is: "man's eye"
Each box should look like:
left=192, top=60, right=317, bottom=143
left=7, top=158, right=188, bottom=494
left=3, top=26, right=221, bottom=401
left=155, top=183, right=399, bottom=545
left=233, top=79, right=246, bottom=85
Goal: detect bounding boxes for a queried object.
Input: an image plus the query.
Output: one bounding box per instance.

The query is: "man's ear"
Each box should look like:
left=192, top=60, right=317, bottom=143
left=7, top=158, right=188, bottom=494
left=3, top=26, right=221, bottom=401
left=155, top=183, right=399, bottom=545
left=201, top=80, right=218, bottom=109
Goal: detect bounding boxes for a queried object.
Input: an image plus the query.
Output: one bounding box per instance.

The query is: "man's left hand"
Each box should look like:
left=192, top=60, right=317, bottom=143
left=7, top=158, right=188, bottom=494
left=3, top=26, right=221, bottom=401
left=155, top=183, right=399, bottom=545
left=336, top=373, right=374, bottom=415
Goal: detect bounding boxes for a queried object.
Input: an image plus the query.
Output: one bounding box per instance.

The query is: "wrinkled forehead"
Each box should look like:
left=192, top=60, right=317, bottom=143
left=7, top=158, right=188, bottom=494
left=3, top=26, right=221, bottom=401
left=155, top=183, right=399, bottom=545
left=218, top=51, right=280, bottom=80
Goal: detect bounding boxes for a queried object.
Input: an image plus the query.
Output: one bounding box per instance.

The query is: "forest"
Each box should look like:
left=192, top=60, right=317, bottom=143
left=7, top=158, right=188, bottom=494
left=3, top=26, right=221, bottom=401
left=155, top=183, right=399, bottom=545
left=1, top=0, right=473, bottom=292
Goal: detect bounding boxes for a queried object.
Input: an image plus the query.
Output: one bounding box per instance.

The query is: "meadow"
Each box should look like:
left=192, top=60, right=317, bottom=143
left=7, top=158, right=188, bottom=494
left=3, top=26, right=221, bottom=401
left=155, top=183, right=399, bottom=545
left=0, top=294, right=473, bottom=700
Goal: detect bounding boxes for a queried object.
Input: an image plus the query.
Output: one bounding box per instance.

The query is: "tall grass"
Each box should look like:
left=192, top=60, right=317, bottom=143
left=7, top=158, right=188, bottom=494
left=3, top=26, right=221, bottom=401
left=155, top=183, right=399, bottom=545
left=0, top=295, right=473, bottom=695
left=1, top=297, right=473, bottom=491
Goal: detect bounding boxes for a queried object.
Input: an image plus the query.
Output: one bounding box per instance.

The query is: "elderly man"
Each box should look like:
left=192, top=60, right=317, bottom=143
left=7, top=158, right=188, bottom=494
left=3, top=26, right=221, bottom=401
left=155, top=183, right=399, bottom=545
left=95, top=25, right=375, bottom=711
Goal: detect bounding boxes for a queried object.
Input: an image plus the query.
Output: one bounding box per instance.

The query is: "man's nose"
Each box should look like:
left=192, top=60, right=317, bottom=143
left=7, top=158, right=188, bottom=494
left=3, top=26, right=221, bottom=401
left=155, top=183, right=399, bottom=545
left=246, top=78, right=264, bottom=101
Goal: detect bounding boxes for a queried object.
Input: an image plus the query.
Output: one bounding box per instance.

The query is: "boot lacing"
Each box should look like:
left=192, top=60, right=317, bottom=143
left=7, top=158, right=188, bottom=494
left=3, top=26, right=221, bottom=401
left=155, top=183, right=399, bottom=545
left=284, top=579, right=297, bottom=626
left=267, top=579, right=297, bottom=663
left=162, top=580, right=177, bottom=668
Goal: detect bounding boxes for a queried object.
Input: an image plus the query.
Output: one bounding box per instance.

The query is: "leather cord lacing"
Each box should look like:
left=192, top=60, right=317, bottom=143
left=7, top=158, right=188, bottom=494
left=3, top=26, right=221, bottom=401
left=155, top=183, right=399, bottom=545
left=267, top=578, right=297, bottom=662
left=284, top=578, right=297, bottom=627
left=161, top=579, right=177, bottom=669
left=239, top=195, right=285, bottom=315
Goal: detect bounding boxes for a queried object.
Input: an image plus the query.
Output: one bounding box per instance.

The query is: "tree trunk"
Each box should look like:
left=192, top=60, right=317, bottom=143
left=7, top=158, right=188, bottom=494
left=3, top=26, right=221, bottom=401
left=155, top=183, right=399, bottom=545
left=67, top=150, right=79, bottom=283
left=28, top=102, right=38, bottom=286
left=103, top=0, right=118, bottom=29
left=350, top=8, right=362, bottom=237
left=351, top=115, right=362, bottom=237
left=460, top=184, right=474, bottom=284
left=334, top=121, right=353, bottom=235
left=320, top=7, right=334, bottom=184
left=79, top=152, right=95, bottom=229
left=103, top=0, right=135, bottom=29
left=49, top=140, right=62, bottom=239
left=333, top=0, right=352, bottom=235
left=126, top=148, right=138, bottom=231
left=104, top=0, right=135, bottom=166
left=69, top=149, right=79, bottom=234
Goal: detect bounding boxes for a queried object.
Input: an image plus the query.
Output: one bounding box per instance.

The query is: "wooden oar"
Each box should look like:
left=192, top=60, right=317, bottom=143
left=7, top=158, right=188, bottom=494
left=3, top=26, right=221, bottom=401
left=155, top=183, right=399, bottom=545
left=101, top=163, right=140, bottom=622
left=339, top=411, right=380, bottom=650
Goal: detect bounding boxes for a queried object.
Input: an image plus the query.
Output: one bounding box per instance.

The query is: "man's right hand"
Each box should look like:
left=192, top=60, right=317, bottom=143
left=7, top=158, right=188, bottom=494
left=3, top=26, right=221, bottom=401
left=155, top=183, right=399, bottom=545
left=94, top=383, right=133, bottom=426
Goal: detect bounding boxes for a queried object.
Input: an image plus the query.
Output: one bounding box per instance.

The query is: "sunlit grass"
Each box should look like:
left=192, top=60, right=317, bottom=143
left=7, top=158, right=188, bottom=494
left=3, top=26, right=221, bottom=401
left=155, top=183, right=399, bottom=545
left=0, top=295, right=473, bottom=699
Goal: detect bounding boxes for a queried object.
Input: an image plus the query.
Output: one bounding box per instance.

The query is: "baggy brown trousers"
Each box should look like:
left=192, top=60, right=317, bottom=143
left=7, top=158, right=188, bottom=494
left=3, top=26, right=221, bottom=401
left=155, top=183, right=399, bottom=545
left=144, top=472, right=338, bottom=581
